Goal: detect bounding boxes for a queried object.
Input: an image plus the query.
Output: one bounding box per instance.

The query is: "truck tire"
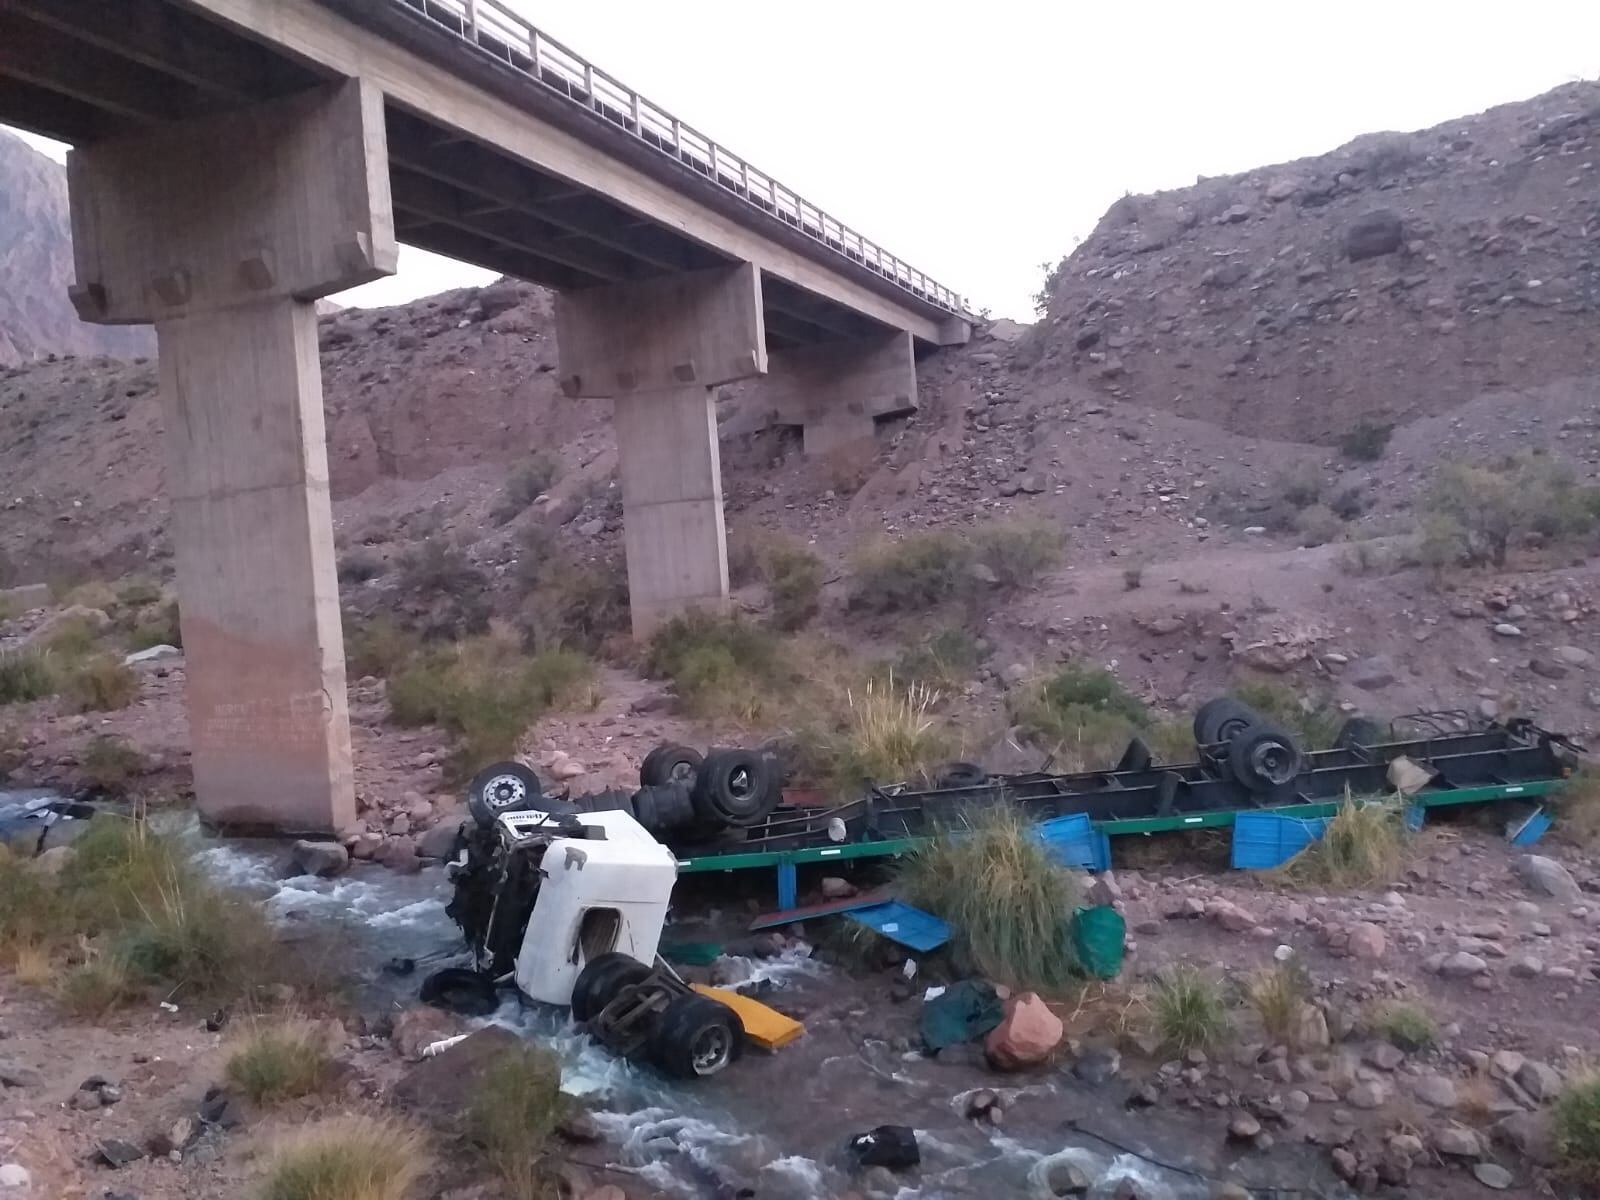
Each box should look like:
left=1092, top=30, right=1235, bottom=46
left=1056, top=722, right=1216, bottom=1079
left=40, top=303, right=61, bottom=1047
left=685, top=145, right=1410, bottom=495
left=933, top=761, right=987, bottom=789
left=419, top=967, right=499, bottom=1017
left=1226, top=723, right=1304, bottom=793
left=629, top=783, right=696, bottom=835
left=466, top=762, right=545, bottom=829
left=650, top=993, right=743, bottom=1079
left=691, top=750, right=776, bottom=828
left=640, top=744, right=704, bottom=790
left=1193, top=698, right=1259, bottom=747
left=1335, top=717, right=1384, bottom=750
left=570, top=952, right=651, bottom=1022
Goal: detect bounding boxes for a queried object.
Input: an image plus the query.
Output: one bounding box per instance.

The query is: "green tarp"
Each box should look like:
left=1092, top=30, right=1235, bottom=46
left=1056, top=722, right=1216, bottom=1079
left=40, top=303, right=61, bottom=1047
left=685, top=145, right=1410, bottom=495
left=920, top=979, right=1004, bottom=1052
left=1069, top=905, right=1126, bottom=979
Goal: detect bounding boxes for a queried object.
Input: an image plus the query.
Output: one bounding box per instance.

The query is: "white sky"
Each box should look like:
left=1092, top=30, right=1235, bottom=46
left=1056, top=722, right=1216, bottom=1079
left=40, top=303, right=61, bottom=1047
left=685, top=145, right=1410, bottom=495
left=12, top=0, right=1600, bottom=318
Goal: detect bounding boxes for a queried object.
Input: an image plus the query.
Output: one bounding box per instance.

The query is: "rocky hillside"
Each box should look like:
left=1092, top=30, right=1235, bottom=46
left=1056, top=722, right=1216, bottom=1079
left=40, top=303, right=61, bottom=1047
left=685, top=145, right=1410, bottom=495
left=1025, top=81, right=1600, bottom=444
left=0, top=131, right=152, bottom=366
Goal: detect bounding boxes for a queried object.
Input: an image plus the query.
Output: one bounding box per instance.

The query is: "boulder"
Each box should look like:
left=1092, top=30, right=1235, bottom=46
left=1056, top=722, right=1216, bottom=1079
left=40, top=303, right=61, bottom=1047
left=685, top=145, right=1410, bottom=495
left=375, top=836, right=422, bottom=874
left=820, top=876, right=857, bottom=900
left=1345, top=1079, right=1390, bottom=1109
left=1494, top=1109, right=1557, bottom=1166
left=1434, top=1125, right=1482, bottom=1158
left=1473, top=1163, right=1513, bottom=1190
left=1046, top=1160, right=1092, bottom=1195
left=1514, top=1060, right=1563, bottom=1103
left=1513, top=855, right=1582, bottom=902
left=1439, top=952, right=1488, bottom=978
left=1412, top=1074, right=1457, bottom=1109
left=1345, top=210, right=1404, bottom=261
left=289, top=840, right=348, bottom=878
left=1349, top=657, right=1398, bottom=691
left=984, top=992, right=1064, bottom=1070
left=390, top=1005, right=465, bottom=1062
left=415, top=820, right=463, bottom=861
left=1347, top=922, right=1387, bottom=961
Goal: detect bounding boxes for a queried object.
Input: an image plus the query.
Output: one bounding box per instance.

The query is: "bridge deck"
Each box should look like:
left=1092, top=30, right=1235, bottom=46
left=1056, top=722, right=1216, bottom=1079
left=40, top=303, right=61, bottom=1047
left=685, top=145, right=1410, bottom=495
left=0, top=0, right=969, bottom=347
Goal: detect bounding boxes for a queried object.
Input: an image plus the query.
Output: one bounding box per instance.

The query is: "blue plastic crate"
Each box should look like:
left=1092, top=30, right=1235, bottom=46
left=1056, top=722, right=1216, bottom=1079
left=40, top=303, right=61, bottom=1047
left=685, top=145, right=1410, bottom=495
left=1231, top=812, right=1330, bottom=870
left=846, top=901, right=952, bottom=952
left=1036, top=813, right=1111, bottom=871
left=1509, top=807, right=1552, bottom=846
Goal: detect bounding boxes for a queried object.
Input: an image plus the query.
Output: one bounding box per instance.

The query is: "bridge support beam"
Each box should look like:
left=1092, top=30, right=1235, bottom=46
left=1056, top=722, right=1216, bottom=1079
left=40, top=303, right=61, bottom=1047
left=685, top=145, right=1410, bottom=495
left=761, top=331, right=918, bottom=456
left=65, top=79, right=397, bottom=834
left=557, top=264, right=767, bottom=637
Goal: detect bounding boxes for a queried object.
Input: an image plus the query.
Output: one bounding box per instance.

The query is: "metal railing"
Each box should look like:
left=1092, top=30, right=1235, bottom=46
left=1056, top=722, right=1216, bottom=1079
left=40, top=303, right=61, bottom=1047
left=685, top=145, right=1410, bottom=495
left=395, top=0, right=968, bottom=315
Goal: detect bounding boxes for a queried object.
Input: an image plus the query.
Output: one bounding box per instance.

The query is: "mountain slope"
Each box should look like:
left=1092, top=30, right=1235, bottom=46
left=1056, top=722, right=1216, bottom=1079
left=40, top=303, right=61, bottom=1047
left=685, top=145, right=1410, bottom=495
left=0, top=130, right=153, bottom=366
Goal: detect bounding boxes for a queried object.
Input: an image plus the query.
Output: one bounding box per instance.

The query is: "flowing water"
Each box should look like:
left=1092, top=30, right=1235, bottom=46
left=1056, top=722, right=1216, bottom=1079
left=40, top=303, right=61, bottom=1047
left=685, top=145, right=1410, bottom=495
left=174, top=824, right=1325, bottom=1198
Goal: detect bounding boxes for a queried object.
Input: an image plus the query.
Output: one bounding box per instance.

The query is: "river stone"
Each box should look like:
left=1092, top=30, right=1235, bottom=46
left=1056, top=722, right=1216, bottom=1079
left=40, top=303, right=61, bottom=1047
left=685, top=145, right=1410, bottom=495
left=1513, top=855, right=1582, bottom=902
left=1413, top=1074, right=1457, bottom=1108
left=1046, top=1161, right=1092, bottom=1195
left=1439, top=952, right=1488, bottom=978
left=1514, top=1060, right=1563, bottom=1102
left=289, top=840, right=348, bottom=878
left=1434, top=1125, right=1482, bottom=1158
left=1473, top=1163, right=1513, bottom=1190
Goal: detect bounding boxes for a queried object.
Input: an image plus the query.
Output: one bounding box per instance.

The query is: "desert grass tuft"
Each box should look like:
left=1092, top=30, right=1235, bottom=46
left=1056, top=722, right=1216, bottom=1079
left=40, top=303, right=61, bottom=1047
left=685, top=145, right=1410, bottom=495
left=1555, top=1074, right=1600, bottom=1190
left=818, top=676, right=949, bottom=794
left=260, top=1115, right=431, bottom=1200
left=1246, top=959, right=1311, bottom=1047
left=1151, top=965, right=1231, bottom=1054
left=898, top=806, right=1080, bottom=993
left=466, top=1044, right=565, bottom=1200
left=1283, top=793, right=1406, bottom=889
left=1369, top=999, right=1437, bottom=1051
left=226, top=1021, right=337, bottom=1105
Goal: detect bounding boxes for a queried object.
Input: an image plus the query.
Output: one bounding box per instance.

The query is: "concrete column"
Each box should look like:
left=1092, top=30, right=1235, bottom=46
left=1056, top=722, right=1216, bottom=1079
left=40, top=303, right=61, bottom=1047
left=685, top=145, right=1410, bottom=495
left=556, top=264, right=767, bottom=637
left=66, top=80, right=397, bottom=833
left=760, top=330, right=918, bottom=456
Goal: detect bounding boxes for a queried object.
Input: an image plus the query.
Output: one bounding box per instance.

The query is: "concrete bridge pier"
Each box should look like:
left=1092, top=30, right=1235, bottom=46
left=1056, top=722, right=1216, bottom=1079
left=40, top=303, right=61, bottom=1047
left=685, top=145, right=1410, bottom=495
left=66, top=80, right=398, bottom=833
left=556, top=264, right=768, bottom=638
left=763, top=331, right=919, bottom=456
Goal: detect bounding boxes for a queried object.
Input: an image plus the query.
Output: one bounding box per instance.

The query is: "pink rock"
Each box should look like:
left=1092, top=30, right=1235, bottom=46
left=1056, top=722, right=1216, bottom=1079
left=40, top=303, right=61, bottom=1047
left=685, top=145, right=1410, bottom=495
left=984, top=992, right=1064, bottom=1070
left=1348, top=922, right=1387, bottom=961
left=1208, top=900, right=1256, bottom=933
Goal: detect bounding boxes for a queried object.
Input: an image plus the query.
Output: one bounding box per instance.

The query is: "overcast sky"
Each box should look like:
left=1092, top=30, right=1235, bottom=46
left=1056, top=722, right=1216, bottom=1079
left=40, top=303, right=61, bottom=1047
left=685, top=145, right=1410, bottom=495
left=12, top=0, right=1599, bottom=318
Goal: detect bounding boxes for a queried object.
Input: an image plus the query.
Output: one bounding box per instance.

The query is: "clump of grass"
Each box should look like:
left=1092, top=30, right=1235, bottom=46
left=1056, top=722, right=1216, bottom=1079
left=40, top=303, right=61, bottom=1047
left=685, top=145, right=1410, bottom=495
left=114, top=577, right=163, bottom=608
left=1369, top=1000, right=1436, bottom=1051
left=1340, top=421, right=1393, bottom=462
left=389, top=635, right=595, bottom=778
left=818, top=676, right=949, bottom=795
left=467, top=1045, right=565, bottom=1200
left=850, top=531, right=969, bottom=613
left=1231, top=679, right=1343, bottom=749
left=1284, top=794, right=1406, bottom=889
left=1146, top=718, right=1197, bottom=764
left=337, top=549, right=388, bottom=585
left=58, top=955, right=137, bottom=1017
left=0, top=647, right=55, bottom=704
left=891, top=626, right=983, bottom=691
left=61, top=580, right=117, bottom=611
left=898, top=806, right=1080, bottom=992
left=1246, top=959, right=1311, bottom=1047
left=260, top=1115, right=431, bottom=1200
left=968, top=519, right=1061, bottom=590
left=344, top=614, right=421, bottom=680
left=225, top=1022, right=336, bottom=1105
left=759, top=536, right=825, bottom=631
left=1009, top=664, right=1149, bottom=769
left=517, top=555, right=630, bottom=655
left=1295, top=503, right=1345, bottom=548
left=1554, top=1074, right=1600, bottom=1191
left=127, top=599, right=182, bottom=650
left=491, top=453, right=563, bottom=524
left=81, top=734, right=148, bottom=794
left=643, top=611, right=788, bottom=722
left=1559, top=768, right=1600, bottom=849
left=58, top=655, right=140, bottom=713
left=1151, top=966, right=1231, bottom=1054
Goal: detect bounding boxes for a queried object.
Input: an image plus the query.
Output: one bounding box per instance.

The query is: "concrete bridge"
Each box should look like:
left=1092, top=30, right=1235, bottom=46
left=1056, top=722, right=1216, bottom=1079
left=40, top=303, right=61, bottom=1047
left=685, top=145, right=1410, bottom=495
left=0, top=0, right=970, bottom=833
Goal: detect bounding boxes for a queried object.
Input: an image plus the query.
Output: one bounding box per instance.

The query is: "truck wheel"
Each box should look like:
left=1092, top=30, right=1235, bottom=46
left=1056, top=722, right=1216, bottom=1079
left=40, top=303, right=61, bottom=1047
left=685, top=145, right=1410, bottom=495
left=466, top=762, right=544, bottom=829
left=1335, top=717, right=1384, bottom=750
left=691, top=750, right=776, bottom=828
left=650, top=994, right=743, bottom=1079
left=1193, top=698, right=1259, bottom=746
left=630, top=782, right=695, bottom=835
left=933, top=761, right=987, bottom=789
left=640, top=744, right=704, bottom=790
left=570, top=952, right=651, bottom=1022
left=1226, top=723, right=1304, bottom=792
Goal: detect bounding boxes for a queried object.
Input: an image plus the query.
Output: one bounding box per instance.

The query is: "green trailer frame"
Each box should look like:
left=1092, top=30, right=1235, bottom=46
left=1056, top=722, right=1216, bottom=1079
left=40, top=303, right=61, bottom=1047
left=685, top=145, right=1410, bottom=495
left=675, top=777, right=1567, bottom=907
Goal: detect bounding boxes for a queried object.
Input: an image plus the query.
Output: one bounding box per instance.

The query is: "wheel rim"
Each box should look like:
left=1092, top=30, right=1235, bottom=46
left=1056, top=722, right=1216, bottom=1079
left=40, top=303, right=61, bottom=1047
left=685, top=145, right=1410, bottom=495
left=484, top=774, right=527, bottom=810
left=726, top=767, right=756, bottom=801
left=667, top=759, right=697, bottom=786
left=1249, top=742, right=1297, bottom=785
left=689, top=1024, right=733, bottom=1075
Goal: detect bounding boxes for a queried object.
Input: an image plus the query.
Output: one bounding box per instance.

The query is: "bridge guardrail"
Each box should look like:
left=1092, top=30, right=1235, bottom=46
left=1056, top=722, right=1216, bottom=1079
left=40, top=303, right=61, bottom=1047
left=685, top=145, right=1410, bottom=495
left=396, top=0, right=969, bottom=316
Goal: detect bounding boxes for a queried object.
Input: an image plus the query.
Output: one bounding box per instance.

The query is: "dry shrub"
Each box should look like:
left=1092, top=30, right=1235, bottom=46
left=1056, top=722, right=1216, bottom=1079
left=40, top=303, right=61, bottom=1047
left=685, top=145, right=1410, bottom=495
left=260, top=1115, right=431, bottom=1200
left=899, top=806, right=1080, bottom=993
left=850, top=532, right=969, bottom=613
left=81, top=734, right=148, bottom=794
left=891, top=626, right=983, bottom=691
left=1421, top=453, right=1598, bottom=568
left=59, top=655, right=140, bottom=713
left=1369, top=999, right=1436, bottom=1051
left=1283, top=794, right=1406, bottom=889
left=818, top=676, right=949, bottom=795
left=1559, top=768, right=1600, bottom=849
left=0, top=648, right=54, bottom=704
left=467, top=1044, right=565, bottom=1199
left=1009, top=664, right=1148, bottom=769
left=968, top=519, right=1061, bottom=590
left=642, top=611, right=788, bottom=723
left=225, top=1021, right=336, bottom=1105
left=344, top=615, right=420, bottom=680
left=1555, top=1074, right=1600, bottom=1191
left=1151, top=966, right=1231, bottom=1053
left=1246, top=959, right=1312, bottom=1046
